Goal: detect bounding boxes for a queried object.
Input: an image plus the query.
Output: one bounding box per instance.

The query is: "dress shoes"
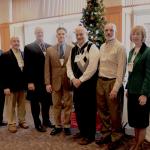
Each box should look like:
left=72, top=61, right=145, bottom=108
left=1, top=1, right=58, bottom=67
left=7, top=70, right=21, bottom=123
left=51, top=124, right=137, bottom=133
left=78, top=137, right=93, bottom=145
left=95, top=134, right=111, bottom=145
left=43, top=121, right=55, bottom=128
left=8, top=125, right=17, bottom=133
left=64, top=128, right=71, bottom=135
left=19, top=122, right=29, bottom=129
left=73, top=132, right=82, bottom=139
left=36, top=125, right=46, bottom=132
left=0, top=121, right=7, bottom=127
left=50, top=127, right=62, bottom=135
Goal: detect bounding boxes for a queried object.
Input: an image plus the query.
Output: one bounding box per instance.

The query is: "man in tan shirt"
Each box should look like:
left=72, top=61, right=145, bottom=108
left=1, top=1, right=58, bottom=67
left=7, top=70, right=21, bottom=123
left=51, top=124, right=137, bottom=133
left=96, top=23, right=126, bottom=147
left=1, top=37, right=28, bottom=133
left=45, top=27, right=72, bottom=135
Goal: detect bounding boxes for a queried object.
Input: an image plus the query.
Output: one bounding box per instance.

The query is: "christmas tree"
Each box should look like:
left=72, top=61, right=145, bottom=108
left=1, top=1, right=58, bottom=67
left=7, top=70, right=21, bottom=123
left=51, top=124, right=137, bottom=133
left=81, top=0, right=106, bottom=48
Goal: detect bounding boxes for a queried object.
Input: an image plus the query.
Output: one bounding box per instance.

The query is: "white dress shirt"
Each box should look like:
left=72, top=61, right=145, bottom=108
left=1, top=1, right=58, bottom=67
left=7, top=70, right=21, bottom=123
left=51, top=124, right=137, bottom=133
left=12, top=49, right=24, bottom=71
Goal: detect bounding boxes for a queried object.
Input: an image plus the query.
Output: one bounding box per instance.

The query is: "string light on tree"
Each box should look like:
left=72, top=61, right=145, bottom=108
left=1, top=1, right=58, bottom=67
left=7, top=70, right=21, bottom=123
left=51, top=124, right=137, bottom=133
left=81, top=0, right=106, bottom=48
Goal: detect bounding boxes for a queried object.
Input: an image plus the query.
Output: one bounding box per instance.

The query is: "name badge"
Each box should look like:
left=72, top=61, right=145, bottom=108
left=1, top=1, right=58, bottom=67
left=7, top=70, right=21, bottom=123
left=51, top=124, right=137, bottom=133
left=60, top=59, right=64, bottom=66
left=128, top=62, right=133, bottom=72
left=74, top=54, right=80, bottom=62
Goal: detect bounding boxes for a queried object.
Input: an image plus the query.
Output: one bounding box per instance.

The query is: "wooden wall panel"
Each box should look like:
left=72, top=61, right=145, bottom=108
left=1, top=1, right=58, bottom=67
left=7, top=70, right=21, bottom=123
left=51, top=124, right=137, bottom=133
left=105, top=6, right=122, bottom=41
left=0, top=23, right=10, bottom=51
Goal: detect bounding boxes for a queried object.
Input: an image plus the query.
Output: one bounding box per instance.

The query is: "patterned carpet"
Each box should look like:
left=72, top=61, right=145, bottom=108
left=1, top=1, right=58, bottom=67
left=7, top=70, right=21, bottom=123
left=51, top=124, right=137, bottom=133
left=0, top=101, right=150, bottom=150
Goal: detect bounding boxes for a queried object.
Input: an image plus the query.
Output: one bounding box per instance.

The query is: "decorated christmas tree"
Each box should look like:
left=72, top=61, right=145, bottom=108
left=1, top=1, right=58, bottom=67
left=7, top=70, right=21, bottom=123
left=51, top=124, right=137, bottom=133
left=81, top=0, right=106, bottom=48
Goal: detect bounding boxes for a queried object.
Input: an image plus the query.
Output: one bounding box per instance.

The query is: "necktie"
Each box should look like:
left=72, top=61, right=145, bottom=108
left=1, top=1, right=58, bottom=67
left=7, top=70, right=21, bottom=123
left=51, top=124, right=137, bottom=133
left=60, top=44, right=64, bottom=59
left=40, top=43, right=45, bottom=52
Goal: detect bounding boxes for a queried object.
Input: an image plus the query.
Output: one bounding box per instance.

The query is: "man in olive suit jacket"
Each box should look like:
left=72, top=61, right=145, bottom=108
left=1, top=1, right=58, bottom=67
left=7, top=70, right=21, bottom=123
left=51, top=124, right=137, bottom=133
left=45, top=27, right=72, bottom=135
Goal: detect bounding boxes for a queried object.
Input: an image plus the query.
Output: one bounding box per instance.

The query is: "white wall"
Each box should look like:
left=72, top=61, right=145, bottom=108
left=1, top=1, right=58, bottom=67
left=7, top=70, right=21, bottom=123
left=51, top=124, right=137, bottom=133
left=10, top=14, right=82, bottom=50
left=24, top=14, right=82, bottom=45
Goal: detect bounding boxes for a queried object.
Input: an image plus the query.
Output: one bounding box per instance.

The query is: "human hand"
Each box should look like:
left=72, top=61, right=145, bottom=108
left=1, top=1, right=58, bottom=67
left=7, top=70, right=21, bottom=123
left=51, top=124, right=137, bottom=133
left=72, top=78, right=82, bottom=88
left=109, top=90, right=117, bottom=100
left=139, top=95, right=147, bottom=106
left=4, top=88, right=11, bottom=95
left=28, top=83, right=35, bottom=91
left=46, top=84, right=52, bottom=93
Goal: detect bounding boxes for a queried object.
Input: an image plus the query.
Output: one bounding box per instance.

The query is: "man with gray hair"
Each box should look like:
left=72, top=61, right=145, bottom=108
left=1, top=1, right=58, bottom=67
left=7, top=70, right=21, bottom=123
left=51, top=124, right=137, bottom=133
left=1, top=37, right=28, bottom=133
left=67, top=25, right=99, bottom=145
left=96, top=23, right=126, bottom=148
left=24, top=27, right=53, bottom=132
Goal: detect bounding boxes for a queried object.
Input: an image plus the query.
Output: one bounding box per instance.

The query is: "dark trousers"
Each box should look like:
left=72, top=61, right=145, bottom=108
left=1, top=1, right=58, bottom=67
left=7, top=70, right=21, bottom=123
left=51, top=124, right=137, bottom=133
left=73, top=80, right=97, bottom=140
left=0, top=89, right=5, bottom=123
left=27, top=89, right=52, bottom=127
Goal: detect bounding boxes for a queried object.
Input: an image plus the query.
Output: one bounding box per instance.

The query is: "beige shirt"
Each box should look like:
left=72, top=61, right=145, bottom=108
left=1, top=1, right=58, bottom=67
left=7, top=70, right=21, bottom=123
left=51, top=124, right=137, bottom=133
left=98, top=39, right=127, bottom=92
left=12, top=49, right=24, bottom=70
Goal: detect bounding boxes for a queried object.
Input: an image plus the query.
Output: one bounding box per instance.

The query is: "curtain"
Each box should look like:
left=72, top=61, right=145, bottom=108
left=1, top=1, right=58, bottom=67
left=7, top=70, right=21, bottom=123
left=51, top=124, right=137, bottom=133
left=12, top=0, right=86, bottom=22
left=124, top=0, right=150, bottom=6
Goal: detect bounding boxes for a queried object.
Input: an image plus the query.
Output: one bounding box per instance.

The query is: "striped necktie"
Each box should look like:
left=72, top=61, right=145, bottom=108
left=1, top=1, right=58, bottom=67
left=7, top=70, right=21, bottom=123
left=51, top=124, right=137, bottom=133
left=40, top=43, right=45, bottom=52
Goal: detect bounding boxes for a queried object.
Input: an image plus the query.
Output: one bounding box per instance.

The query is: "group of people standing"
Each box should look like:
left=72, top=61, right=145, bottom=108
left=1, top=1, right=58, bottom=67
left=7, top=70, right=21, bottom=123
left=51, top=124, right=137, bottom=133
left=0, top=22, right=150, bottom=150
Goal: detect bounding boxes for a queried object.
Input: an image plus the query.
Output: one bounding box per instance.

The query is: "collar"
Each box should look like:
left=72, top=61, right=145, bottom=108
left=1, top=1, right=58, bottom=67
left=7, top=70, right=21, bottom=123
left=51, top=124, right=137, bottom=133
left=77, top=40, right=88, bottom=48
left=35, top=40, right=44, bottom=46
left=105, top=38, right=116, bottom=45
left=131, top=42, right=147, bottom=54
left=76, top=41, right=89, bottom=54
left=12, top=48, right=20, bottom=53
left=58, top=42, right=66, bottom=48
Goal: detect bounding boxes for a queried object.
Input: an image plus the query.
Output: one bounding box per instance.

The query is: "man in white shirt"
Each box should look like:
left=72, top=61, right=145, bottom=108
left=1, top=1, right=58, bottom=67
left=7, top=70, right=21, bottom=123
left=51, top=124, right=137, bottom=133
left=67, top=25, right=99, bottom=145
left=96, top=23, right=127, bottom=148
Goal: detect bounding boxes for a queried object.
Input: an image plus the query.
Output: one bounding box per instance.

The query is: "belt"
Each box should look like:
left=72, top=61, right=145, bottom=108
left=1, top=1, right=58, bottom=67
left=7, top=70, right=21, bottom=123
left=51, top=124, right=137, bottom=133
left=99, top=76, right=116, bottom=81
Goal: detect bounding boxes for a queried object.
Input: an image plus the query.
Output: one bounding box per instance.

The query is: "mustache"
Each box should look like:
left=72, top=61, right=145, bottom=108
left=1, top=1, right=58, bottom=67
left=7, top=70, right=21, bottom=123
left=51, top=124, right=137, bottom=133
left=106, top=34, right=111, bottom=36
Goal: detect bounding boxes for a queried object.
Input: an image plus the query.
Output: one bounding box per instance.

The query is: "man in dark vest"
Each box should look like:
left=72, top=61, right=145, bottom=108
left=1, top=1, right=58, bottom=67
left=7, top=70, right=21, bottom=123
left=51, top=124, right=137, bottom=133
left=67, top=26, right=99, bottom=145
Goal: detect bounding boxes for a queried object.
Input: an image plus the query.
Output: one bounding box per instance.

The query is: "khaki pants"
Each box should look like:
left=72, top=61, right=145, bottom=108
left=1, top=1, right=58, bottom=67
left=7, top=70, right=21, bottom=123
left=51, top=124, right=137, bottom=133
left=5, top=91, right=26, bottom=125
left=52, top=88, right=72, bottom=128
left=96, top=78, right=123, bottom=142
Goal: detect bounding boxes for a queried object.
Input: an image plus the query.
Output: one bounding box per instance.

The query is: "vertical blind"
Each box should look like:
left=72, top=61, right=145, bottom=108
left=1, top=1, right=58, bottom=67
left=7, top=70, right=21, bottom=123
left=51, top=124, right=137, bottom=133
left=124, top=0, right=150, bottom=6
left=12, top=0, right=86, bottom=22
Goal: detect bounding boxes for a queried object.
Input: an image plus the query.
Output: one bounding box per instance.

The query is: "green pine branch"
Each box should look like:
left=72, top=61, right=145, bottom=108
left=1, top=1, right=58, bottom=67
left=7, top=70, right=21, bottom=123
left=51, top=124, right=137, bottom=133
left=81, top=0, right=106, bottom=48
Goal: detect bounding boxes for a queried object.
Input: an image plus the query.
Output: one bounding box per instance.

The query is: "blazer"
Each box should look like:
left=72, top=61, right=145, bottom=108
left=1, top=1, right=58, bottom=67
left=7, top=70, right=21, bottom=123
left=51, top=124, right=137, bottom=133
left=1, top=49, right=25, bottom=92
left=126, top=43, right=150, bottom=97
left=45, top=44, right=72, bottom=91
left=0, top=50, right=3, bottom=89
left=24, top=41, right=50, bottom=87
